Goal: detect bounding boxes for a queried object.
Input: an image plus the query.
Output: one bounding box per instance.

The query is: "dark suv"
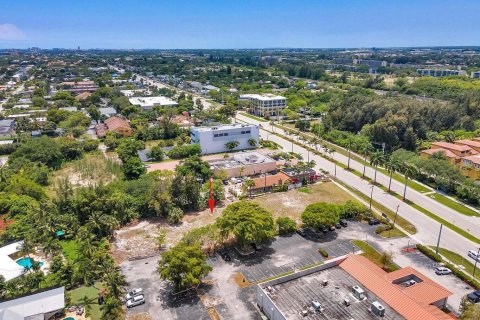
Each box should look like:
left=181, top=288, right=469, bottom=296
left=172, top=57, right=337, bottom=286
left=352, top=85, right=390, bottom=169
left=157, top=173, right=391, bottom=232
left=467, top=290, right=480, bottom=303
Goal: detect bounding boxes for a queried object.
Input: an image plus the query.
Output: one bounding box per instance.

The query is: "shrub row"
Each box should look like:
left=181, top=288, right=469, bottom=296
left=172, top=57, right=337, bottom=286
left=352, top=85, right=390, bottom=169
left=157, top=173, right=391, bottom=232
left=318, top=247, right=329, bottom=258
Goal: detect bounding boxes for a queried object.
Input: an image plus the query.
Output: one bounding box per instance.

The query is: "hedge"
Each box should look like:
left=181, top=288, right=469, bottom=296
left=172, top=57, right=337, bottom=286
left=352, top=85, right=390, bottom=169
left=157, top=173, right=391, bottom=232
left=318, top=247, right=329, bottom=258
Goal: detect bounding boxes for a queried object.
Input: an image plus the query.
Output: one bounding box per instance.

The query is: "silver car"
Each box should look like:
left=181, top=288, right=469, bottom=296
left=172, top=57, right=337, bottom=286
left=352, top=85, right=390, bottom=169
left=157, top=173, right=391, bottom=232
left=126, top=294, right=145, bottom=308
left=435, top=267, right=452, bottom=275
left=125, top=288, right=142, bottom=300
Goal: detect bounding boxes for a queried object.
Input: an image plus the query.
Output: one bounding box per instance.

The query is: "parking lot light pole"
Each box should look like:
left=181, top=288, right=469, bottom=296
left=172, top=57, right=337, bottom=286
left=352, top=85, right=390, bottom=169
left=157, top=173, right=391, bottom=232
left=389, top=205, right=400, bottom=238
left=473, top=247, right=480, bottom=277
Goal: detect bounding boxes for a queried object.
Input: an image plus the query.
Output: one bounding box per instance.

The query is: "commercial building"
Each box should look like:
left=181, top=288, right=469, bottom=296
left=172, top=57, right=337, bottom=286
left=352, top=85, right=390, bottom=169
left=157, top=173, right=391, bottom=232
left=129, top=96, right=178, bottom=111
left=257, top=255, right=452, bottom=320
left=0, top=119, right=15, bottom=138
left=417, top=69, right=467, bottom=77
left=354, top=59, right=388, bottom=68
left=0, top=287, right=65, bottom=320
left=240, top=94, right=287, bottom=119
left=59, top=80, right=98, bottom=93
left=190, top=123, right=259, bottom=154
left=471, top=71, right=480, bottom=79
left=208, top=151, right=277, bottom=178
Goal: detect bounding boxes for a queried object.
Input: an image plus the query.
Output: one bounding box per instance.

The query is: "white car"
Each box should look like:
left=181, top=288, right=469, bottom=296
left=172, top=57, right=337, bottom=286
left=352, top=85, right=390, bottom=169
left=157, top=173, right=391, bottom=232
left=126, top=294, right=145, bottom=308
left=435, top=267, right=452, bottom=275
left=125, top=288, right=143, bottom=300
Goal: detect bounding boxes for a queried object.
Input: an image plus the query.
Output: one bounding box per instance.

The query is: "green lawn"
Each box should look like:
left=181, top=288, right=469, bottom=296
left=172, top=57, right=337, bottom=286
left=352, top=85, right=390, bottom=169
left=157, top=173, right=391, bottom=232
left=351, top=240, right=399, bottom=272
left=428, top=193, right=480, bottom=217
left=68, top=282, right=104, bottom=320
left=60, top=240, right=78, bottom=263
left=431, top=247, right=480, bottom=282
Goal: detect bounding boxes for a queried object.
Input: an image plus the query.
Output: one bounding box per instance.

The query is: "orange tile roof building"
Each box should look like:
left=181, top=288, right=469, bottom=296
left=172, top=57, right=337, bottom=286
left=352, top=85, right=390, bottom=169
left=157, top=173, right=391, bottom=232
left=421, top=138, right=480, bottom=180
left=257, top=255, right=452, bottom=320
left=95, top=117, right=132, bottom=138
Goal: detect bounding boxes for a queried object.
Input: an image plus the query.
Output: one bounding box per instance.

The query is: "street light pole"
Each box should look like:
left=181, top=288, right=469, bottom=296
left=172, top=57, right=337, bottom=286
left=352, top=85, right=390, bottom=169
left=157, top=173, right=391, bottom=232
left=473, top=247, right=480, bottom=277
left=369, top=185, right=374, bottom=211
left=435, top=224, right=443, bottom=255
left=389, top=204, right=400, bottom=237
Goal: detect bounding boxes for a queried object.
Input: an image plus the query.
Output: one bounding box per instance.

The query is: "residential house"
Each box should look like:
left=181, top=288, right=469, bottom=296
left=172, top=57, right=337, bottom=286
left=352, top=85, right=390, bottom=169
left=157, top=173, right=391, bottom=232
left=96, top=116, right=132, bottom=138
left=0, top=119, right=15, bottom=138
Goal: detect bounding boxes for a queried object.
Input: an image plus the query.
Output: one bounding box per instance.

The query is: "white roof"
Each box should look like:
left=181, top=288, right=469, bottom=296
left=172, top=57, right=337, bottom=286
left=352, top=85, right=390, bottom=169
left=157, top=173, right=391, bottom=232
left=0, top=287, right=65, bottom=320
left=191, top=123, right=257, bottom=132
left=239, top=93, right=286, bottom=101
left=0, top=241, right=25, bottom=281
left=129, top=96, right=178, bottom=107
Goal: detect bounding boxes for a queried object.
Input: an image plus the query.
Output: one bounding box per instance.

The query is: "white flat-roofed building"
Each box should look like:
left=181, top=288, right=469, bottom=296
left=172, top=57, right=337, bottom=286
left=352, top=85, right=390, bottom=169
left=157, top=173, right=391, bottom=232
left=417, top=68, right=467, bottom=77
left=0, top=286, right=65, bottom=320
left=209, top=151, right=276, bottom=178
left=190, top=123, right=259, bottom=154
left=0, top=241, right=25, bottom=281
left=129, top=96, right=178, bottom=111
left=471, top=71, right=480, bottom=79
left=240, top=93, right=287, bottom=119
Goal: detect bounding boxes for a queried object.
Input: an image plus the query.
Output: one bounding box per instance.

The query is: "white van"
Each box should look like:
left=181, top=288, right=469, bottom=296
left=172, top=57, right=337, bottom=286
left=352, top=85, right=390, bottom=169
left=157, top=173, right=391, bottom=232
left=468, top=250, right=480, bottom=262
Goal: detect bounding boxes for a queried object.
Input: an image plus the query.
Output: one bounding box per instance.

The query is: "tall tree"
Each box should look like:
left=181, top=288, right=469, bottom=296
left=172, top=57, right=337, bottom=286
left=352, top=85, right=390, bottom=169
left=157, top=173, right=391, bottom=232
left=370, top=151, right=384, bottom=184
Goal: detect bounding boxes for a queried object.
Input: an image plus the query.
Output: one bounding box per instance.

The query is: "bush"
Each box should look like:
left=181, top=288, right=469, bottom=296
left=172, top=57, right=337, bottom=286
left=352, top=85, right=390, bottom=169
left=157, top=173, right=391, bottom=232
left=318, top=247, right=329, bottom=258
left=167, top=206, right=184, bottom=224
left=276, top=217, right=297, bottom=235
left=167, top=144, right=201, bottom=159
left=0, top=143, right=17, bottom=155
left=375, top=225, right=391, bottom=234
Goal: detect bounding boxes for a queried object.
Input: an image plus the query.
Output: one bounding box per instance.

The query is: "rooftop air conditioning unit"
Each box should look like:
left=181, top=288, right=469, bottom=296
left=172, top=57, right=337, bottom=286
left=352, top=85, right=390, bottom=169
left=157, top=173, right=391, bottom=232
left=311, top=300, right=322, bottom=311
left=322, top=279, right=328, bottom=286
left=371, top=301, right=385, bottom=317
left=352, top=285, right=365, bottom=300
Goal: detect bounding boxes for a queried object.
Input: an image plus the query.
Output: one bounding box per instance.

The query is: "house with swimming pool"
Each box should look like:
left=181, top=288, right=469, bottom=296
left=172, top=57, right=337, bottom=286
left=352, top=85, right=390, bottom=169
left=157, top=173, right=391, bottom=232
left=0, top=241, right=44, bottom=281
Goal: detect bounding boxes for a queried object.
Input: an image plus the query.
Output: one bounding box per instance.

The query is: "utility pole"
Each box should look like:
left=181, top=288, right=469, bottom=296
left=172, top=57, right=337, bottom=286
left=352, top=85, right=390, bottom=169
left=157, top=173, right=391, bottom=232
left=473, top=247, right=480, bottom=277
left=389, top=204, right=400, bottom=237
left=435, top=224, right=443, bottom=255
left=369, top=185, right=374, bottom=211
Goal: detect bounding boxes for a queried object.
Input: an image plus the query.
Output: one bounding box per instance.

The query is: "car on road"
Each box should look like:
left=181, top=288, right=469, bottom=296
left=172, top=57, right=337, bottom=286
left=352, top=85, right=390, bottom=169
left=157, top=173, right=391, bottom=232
left=368, top=218, right=380, bottom=225
left=340, top=219, right=348, bottom=227
left=434, top=267, right=452, bottom=275
left=125, top=288, right=143, bottom=300
left=467, top=290, right=480, bottom=303
left=296, top=229, right=306, bottom=237
left=335, top=223, right=342, bottom=229
left=468, top=250, right=480, bottom=262
left=126, top=294, right=145, bottom=308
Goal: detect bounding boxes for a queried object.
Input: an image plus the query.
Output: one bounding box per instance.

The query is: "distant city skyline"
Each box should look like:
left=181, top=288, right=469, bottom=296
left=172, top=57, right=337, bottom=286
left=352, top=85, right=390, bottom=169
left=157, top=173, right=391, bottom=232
left=1, top=0, right=479, bottom=49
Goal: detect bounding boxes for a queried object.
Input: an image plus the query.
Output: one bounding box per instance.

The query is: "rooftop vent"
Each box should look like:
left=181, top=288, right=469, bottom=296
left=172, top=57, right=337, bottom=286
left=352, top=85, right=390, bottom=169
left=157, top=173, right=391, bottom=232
left=352, top=285, right=365, bottom=300
left=371, top=301, right=385, bottom=317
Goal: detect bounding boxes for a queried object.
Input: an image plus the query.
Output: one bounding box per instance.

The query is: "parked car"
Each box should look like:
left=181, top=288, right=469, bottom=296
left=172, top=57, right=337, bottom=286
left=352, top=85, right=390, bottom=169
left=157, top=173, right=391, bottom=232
left=125, top=288, right=143, bottom=300
left=434, top=267, right=452, bottom=275
left=335, top=223, right=342, bottom=229
left=126, top=294, right=145, bottom=308
left=296, top=229, right=306, bottom=237
left=340, top=219, right=348, bottom=227
left=467, top=290, right=480, bottom=303
left=368, top=218, right=380, bottom=225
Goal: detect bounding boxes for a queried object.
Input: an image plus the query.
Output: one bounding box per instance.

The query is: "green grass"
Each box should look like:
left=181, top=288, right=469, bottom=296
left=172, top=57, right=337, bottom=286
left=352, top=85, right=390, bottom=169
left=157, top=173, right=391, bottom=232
left=239, top=112, right=267, bottom=122
left=256, top=270, right=294, bottom=283
left=431, top=247, right=480, bottom=282
left=351, top=240, right=399, bottom=272
left=428, top=193, right=480, bottom=217
left=297, top=187, right=312, bottom=194
left=60, top=240, right=78, bottom=263
left=68, top=282, right=104, bottom=320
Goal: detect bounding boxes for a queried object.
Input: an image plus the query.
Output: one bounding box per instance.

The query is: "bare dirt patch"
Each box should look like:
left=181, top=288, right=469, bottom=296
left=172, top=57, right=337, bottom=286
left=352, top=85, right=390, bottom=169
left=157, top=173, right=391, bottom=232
left=253, top=182, right=354, bottom=222
left=232, top=272, right=252, bottom=289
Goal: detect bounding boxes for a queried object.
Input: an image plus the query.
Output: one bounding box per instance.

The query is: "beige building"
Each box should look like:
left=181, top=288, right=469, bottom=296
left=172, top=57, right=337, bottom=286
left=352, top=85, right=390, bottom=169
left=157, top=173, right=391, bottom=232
left=240, top=93, right=287, bottom=118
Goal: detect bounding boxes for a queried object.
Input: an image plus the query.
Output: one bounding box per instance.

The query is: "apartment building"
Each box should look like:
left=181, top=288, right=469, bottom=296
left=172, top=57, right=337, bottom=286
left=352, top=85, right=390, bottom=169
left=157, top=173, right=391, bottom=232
left=240, top=93, right=287, bottom=119
left=417, top=69, right=467, bottom=77
left=190, top=123, right=259, bottom=154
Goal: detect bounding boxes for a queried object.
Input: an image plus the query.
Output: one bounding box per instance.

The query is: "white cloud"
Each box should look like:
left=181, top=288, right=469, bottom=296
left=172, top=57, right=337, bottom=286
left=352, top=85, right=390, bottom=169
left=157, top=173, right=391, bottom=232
left=0, top=24, right=26, bottom=41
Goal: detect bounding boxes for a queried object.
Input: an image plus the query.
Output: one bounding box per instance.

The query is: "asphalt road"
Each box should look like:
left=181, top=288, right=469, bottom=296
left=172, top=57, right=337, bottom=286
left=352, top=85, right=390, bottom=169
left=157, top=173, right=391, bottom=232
left=236, top=113, right=480, bottom=262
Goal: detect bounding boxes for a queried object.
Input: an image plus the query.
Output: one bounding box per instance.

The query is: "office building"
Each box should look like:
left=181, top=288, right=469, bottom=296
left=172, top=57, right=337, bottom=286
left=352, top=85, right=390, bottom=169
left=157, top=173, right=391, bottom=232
left=240, top=93, right=287, bottom=118
left=417, top=69, right=467, bottom=77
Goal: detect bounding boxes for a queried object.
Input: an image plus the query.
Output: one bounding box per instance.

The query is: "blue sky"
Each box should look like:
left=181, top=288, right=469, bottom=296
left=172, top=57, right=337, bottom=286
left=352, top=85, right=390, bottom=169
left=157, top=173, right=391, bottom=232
left=0, top=0, right=479, bottom=49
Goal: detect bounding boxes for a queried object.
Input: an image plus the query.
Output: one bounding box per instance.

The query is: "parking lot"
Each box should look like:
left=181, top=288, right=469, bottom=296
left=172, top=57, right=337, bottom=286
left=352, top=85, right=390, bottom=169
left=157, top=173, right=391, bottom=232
left=217, top=234, right=358, bottom=283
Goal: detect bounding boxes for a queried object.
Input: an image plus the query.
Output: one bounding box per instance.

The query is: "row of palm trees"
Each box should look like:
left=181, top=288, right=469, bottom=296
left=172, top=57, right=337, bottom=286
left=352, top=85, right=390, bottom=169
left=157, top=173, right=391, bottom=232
left=279, top=124, right=417, bottom=201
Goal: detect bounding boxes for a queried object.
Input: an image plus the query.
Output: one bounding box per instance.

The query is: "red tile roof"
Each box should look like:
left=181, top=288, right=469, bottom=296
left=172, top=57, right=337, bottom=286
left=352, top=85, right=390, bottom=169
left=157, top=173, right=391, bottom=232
left=455, top=139, right=480, bottom=149
left=105, top=116, right=131, bottom=132
left=421, top=148, right=459, bottom=159
left=340, top=255, right=452, bottom=320
left=431, top=142, right=471, bottom=152
left=463, top=155, right=480, bottom=165
left=250, top=172, right=289, bottom=189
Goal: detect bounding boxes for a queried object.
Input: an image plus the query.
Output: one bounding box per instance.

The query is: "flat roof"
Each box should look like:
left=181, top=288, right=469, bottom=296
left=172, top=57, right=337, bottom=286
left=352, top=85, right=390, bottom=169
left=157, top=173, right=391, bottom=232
left=240, top=93, right=286, bottom=101
left=191, top=123, right=257, bottom=132
left=129, top=96, right=178, bottom=107
left=209, top=151, right=275, bottom=170
left=0, top=287, right=65, bottom=320
left=267, top=264, right=402, bottom=320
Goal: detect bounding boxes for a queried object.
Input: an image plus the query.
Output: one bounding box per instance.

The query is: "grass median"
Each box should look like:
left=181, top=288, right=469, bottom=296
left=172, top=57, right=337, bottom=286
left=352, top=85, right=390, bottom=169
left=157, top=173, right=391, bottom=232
left=351, top=240, right=399, bottom=272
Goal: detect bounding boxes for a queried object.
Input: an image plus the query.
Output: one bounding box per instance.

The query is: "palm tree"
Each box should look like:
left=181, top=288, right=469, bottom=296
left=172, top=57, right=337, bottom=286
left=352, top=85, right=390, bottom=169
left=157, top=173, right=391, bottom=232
left=79, top=295, right=94, bottom=315
left=370, top=151, right=384, bottom=185
left=385, top=157, right=399, bottom=193
left=322, top=144, right=329, bottom=156
left=329, top=148, right=337, bottom=176
left=360, top=143, right=373, bottom=178
left=101, top=297, right=123, bottom=320
left=310, top=137, right=320, bottom=152
left=104, top=267, right=127, bottom=300
left=380, top=251, right=393, bottom=270
left=346, top=138, right=355, bottom=170
left=247, top=138, right=257, bottom=148
left=401, top=164, right=417, bottom=201
left=225, top=140, right=240, bottom=151
left=269, top=121, right=275, bottom=133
